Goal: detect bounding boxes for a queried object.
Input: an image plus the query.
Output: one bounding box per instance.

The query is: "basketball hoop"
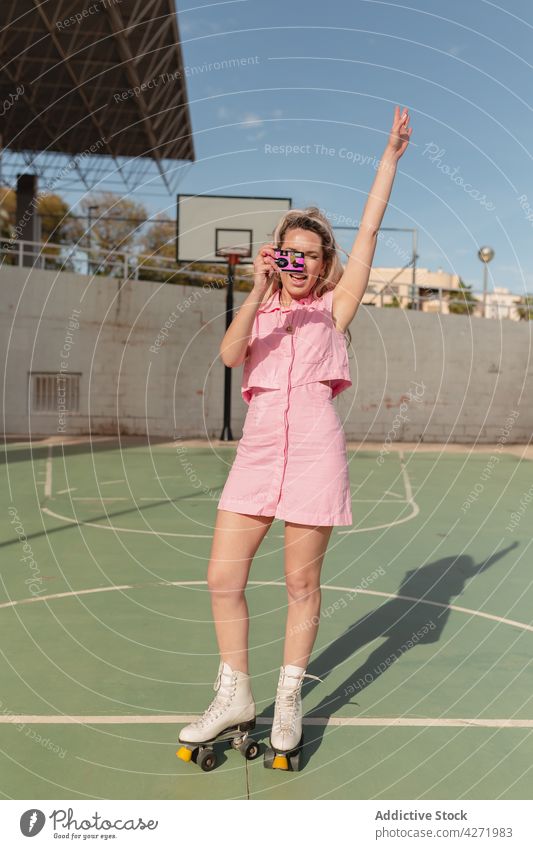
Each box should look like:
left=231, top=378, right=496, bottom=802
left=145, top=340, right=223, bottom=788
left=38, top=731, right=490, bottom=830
left=216, top=245, right=250, bottom=266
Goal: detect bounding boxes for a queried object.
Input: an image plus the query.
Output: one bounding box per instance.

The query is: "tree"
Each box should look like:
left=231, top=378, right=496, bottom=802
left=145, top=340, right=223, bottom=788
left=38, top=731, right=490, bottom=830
left=516, top=295, right=533, bottom=321
left=136, top=214, right=177, bottom=281
left=38, top=194, right=84, bottom=246
left=138, top=214, right=175, bottom=259
left=0, top=185, right=86, bottom=269
left=445, top=278, right=478, bottom=315
left=383, top=294, right=401, bottom=308
left=79, top=192, right=148, bottom=276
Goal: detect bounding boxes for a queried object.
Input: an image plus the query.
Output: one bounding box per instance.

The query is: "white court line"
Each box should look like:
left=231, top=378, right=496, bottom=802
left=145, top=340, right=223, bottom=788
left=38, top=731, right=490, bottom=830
left=41, top=451, right=417, bottom=537
left=339, top=451, right=419, bottom=535
left=0, top=715, right=531, bottom=728
left=41, top=507, right=211, bottom=537
left=71, top=498, right=129, bottom=502
left=100, top=480, right=126, bottom=486
left=1, top=580, right=531, bottom=730
left=1, top=579, right=532, bottom=636
left=42, top=493, right=415, bottom=537
left=44, top=445, right=53, bottom=498
left=57, top=487, right=77, bottom=495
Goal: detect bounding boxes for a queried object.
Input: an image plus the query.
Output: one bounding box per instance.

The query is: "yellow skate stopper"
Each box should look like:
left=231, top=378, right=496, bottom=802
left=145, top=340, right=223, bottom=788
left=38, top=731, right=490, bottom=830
left=176, top=746, right=193, bottom=762
left=272, top=754, right=289, bottom=770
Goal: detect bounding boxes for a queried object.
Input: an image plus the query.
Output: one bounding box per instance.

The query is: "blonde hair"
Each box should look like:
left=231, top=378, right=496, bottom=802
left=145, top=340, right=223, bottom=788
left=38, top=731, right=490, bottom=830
left=259, top=206, right=352, bottom=346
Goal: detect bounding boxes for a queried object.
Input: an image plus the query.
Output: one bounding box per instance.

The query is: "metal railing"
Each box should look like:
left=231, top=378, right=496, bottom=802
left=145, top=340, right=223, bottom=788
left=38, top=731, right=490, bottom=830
left=0, top=238, right=528, bottom=320
left=366, top=281, right=523, bottom=320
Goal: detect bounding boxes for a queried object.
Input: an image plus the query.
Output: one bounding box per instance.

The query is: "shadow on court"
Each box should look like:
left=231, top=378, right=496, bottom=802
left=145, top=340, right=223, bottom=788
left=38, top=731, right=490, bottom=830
left=1, top=489, right=221, bottom=549
left=256, top=542, right=519, bottom=767
left=0, top=436, right=171, bottom=466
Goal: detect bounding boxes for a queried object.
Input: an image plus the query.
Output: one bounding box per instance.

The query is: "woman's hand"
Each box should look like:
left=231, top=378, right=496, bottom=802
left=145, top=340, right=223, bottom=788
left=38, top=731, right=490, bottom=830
left=252, top=243, right=279, bottom=296
left=220, top=244, right=279, bottom=366
left=386, top=105, right=412, bottom=159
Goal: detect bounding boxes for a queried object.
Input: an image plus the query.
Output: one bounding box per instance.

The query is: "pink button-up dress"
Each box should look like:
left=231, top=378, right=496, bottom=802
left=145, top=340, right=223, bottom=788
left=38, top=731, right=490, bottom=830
left=217, top=286, right=353, bottom=526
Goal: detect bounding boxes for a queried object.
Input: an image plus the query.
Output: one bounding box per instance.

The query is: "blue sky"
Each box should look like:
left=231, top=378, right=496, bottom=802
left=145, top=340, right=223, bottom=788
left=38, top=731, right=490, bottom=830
left=89, top=0, right=533, bottom=294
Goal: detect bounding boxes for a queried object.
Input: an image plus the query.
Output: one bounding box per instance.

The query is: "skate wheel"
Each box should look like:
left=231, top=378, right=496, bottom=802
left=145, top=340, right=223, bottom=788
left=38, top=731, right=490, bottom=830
left=176, top=746, right=193, bottom=763
left=240, top=739, right=260, bottom=760
left=289, top=750, right=301, bottom=770
left=197, top=747, right=217, bottom=772
left=289, top=732, right=303, bottom=771
left=263, top=748, right=275, bottom=769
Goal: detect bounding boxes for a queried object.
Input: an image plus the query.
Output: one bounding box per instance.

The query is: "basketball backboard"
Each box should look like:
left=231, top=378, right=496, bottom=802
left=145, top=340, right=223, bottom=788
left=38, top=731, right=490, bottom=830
left=176, top=194, right=292, bottom=265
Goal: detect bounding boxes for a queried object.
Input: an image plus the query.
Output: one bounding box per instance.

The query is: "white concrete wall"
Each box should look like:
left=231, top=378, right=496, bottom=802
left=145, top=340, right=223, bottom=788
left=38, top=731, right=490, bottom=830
left=1, top=265, right=531, bottom=442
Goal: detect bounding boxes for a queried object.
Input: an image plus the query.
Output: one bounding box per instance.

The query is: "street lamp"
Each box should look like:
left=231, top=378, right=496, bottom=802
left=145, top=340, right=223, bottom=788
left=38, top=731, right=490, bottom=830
left=478, top=245, right=494, bottom=318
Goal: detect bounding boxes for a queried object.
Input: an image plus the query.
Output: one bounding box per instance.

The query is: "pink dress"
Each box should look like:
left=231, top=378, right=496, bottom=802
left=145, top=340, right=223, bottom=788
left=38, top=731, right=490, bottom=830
left=217, top=287, right=353, bottom=526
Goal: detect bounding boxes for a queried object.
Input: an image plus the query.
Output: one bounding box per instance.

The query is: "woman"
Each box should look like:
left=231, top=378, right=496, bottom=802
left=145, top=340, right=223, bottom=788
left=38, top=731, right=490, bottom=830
left=177, top=106, right=412, bottom=771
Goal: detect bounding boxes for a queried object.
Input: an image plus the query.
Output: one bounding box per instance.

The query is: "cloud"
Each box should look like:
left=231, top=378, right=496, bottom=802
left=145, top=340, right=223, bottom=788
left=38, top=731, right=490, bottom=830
left=242, top=112, right=263, bottom=127
left=214, top=108, right=266, bottom=138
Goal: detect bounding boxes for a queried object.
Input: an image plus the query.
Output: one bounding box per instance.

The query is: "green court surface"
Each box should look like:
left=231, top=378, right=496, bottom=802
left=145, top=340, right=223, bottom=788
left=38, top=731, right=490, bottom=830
left=1, top=437, right=532, bottom=800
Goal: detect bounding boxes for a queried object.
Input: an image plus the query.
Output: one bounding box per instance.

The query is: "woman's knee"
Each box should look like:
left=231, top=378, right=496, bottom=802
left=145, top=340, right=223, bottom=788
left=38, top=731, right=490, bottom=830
left=286, top=574, right=321, bottom=603
left=207, top=562, right=247, bottom=598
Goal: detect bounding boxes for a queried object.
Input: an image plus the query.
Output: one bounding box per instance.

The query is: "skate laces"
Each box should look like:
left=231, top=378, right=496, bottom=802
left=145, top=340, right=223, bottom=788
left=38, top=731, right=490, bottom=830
left=195, top=670, right=237, bottom=727
left=274, top=671, right=323, bottom=733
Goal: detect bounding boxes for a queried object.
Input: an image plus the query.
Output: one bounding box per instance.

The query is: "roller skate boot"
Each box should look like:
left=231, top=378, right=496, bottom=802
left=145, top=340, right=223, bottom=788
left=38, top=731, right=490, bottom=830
left=176, top=660, right=259, bottom=771
left=263, top=664, right=323, bottom=771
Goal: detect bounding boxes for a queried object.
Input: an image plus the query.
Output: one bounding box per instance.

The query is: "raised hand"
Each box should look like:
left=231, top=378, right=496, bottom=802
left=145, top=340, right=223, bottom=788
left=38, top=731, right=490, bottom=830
left=387, top=105, right=412, bottom=159
left=252, top=243, right=279, bottom=296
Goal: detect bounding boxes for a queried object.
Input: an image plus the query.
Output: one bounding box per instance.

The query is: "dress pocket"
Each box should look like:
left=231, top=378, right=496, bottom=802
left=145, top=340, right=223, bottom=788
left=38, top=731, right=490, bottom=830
left=298, top=336, right=333, bottom=364
left=246, top=387, right=279, bottom=428
left=297, top=315, right=333, bottom=363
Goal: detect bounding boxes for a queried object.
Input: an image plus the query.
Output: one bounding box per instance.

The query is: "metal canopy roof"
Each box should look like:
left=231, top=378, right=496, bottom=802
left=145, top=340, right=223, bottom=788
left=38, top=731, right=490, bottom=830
left=0, top=0, right=195, bottom=194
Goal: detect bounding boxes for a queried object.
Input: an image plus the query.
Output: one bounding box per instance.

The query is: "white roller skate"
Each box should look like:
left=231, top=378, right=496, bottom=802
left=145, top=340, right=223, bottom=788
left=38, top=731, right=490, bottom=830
left=176, top=660, right=259, bottom=771
left=263, top=664, right=323, bottom=771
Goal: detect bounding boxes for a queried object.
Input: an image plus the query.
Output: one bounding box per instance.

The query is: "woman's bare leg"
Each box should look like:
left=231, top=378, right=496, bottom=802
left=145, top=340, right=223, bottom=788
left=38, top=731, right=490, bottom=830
left=207, top=509, right=274, bottom=674
left=282, top=522, right=333, bottom=668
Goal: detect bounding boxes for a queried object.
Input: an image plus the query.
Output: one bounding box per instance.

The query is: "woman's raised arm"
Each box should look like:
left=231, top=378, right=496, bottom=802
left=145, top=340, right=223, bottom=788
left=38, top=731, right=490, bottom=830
left=332, top=106, right=412, bottom=332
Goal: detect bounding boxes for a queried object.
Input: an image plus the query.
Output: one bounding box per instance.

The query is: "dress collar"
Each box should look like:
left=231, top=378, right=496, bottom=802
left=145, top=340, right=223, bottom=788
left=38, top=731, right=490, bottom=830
left=258, top=288, right=321, bottom=313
